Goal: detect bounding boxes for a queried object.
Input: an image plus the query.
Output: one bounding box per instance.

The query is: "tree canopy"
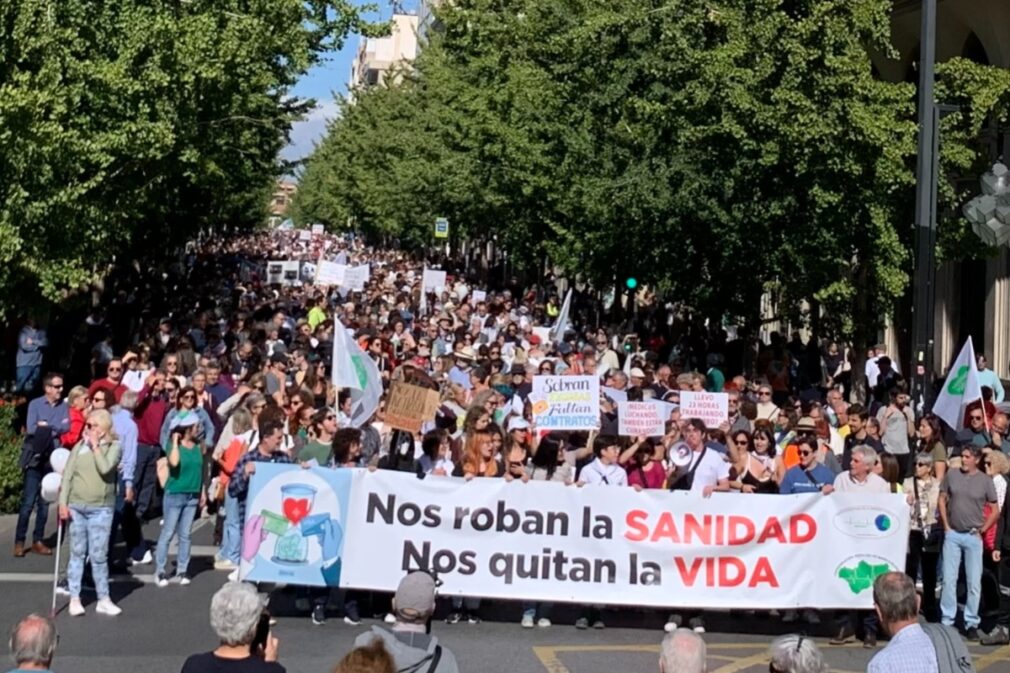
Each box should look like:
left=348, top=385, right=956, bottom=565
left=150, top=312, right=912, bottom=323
left=295, top=0, right=1010, bottom=346
left=0, top=0, right=380, bottom=315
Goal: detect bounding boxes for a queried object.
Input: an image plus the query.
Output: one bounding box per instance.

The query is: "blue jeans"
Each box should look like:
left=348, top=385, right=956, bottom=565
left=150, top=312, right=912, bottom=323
left=155, top=492, right=199, bottom=576
left=941, top=530, right=984, bottom=628
left=67, top=505, right=114, bottom=599
left=15, top=365, right=40, bottom=394
left=220, top=491, right=241, bottom=564
left=15, top=467, right=48, bottom=544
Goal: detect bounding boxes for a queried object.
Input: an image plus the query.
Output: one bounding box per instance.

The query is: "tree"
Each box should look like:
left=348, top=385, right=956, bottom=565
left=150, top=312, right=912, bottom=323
left=0, top=0, right=380, bottom=317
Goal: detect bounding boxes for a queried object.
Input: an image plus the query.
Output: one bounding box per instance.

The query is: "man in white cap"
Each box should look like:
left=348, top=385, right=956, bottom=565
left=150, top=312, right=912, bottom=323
left=353, top=571, right=459, bottom=673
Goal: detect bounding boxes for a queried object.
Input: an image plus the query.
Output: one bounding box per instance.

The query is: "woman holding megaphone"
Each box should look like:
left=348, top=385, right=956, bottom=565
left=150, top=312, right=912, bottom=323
left=58, top=409, right=122, bottom=617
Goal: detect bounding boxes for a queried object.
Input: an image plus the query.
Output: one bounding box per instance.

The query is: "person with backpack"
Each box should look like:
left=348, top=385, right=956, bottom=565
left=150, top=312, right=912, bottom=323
left=869, top=572, right=974, bottom=673
left=353, top=571, right=459, bottom=673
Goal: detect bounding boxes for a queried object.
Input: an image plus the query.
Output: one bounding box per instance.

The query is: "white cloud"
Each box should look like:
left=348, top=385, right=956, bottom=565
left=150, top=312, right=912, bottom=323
left=281, top=99, right=340, bottom=163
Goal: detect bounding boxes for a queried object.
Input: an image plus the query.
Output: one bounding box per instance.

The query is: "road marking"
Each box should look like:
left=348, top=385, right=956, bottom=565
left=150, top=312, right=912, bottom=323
left=975, top=644, right=1010, bottom=671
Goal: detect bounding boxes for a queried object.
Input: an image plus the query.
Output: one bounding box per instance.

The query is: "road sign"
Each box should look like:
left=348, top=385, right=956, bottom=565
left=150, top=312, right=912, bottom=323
left=434, top=217, right=449, bottom=239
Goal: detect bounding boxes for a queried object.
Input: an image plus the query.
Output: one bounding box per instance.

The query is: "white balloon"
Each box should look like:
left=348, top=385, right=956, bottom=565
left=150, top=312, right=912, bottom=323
left=50, top=448, right=71, bottom=475
left=41, top=473, right=62, bottom=503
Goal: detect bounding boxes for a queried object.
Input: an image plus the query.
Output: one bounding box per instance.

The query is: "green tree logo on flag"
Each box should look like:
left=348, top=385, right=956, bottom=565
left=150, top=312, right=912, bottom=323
left=947, top=365, right=969, bottom=395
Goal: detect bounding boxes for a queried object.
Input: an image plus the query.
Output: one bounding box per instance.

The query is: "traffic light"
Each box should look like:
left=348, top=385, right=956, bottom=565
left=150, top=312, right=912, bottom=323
left=625, top=277, right=638, bottom=290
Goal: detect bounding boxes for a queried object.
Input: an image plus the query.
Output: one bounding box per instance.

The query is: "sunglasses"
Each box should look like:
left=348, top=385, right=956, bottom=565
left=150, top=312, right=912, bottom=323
left=758, top=391, right=771, bottom=396
left=182, top=394, right=195, bottom=400
left=970, top=415, right=983, bottom=421
left=798, top=450, right=814, bottom=457
left=48, top=383, right=64, bottom=389
left=916, top=461, right=932, bottom=468
left=108, top=367, right=122, bottom=372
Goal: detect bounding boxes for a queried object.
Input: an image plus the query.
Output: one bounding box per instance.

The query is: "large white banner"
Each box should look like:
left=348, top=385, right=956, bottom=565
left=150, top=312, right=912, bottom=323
left=341, top=471, right=908, bottom=609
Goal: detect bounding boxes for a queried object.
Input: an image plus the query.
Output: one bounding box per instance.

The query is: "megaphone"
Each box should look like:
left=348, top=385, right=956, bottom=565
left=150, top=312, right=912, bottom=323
left=670, top=443, right=693, bottom=468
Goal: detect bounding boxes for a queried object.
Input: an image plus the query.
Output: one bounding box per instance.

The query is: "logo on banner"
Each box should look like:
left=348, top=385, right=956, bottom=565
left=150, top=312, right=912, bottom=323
left=832, top=506, right=900, bottom=539
left=241, top=464, right=352, bottom=587
left=834, top=555, right=897, bottom=594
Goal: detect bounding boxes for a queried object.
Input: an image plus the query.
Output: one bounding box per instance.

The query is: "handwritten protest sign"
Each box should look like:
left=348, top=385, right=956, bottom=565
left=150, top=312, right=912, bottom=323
left=315, top=261, right=346, bottom=287
left=385, top=382, right=441, bottom=433
left=470, top=289, right=487, bottom=305
left=618, top=401, right=665, bottom=437
left=679, top=391, right=729, bottom=428
left=532, top=375, right=599, bottom=431
left=311, top=224, right=325, bottom=235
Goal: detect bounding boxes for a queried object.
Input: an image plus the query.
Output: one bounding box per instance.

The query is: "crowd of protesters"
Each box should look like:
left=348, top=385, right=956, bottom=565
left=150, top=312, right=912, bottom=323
left=7, top=229, right=1010, bottom=656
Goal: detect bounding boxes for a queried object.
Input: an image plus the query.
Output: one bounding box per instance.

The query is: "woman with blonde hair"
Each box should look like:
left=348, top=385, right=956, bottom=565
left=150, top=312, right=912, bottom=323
left=58, top=409, right=122, bottom=617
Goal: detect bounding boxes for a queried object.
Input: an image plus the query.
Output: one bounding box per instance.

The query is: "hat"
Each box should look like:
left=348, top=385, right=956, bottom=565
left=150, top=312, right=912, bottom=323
left=509, top=363, right=526, bottom=376
left=528, top=334, right=542, bottom=346
left=508, top=417, right=530, bottom=432
left=557, top=342, right=573, bottom=356
left=795, top=416, right=818, bottom=433
left=393, top=571, right=437, bottom=623
left=629, top=367, right=646, bottom=379
left=270, top=352, right=288, bottom=365
left=169, top=411, right=200, bottom=431
left=455, top=346, right=477, bottom=361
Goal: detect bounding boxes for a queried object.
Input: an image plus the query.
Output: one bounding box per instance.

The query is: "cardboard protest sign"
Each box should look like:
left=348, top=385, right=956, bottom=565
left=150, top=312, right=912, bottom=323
left=679, top=391, right=729, bottom=428
left=618, top=401, right=665, bottom=437
left=385, top=382, right=441, bottom=433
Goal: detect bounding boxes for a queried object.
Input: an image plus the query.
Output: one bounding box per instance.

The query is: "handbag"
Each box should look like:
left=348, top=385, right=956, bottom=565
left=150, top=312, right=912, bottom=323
left=156, top=457, right=169, bottom=488
left=983, top=503, right=997, bottom=552
left=913, top=477, right=943, bottom=549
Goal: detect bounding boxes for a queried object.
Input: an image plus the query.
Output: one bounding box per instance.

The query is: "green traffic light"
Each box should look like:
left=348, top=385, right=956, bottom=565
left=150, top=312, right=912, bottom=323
left=625, top=277, right=638, bottom=290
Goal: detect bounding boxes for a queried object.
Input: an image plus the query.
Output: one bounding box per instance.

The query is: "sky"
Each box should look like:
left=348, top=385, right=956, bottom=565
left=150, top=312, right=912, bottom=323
left=281, top=0, right=418, bottom=166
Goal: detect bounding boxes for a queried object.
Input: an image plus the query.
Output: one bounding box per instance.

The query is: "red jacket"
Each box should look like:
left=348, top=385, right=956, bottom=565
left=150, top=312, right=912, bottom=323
left=135, top=384, right=169, bottom=447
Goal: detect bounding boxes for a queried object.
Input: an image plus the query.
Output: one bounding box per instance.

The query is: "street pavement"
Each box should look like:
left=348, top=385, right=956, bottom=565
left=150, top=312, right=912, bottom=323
left=0, top=510, right=1007, bottom=673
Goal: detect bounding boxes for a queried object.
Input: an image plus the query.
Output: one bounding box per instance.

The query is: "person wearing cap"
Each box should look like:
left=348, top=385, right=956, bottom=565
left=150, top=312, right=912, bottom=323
left=448, top=347, right=476, bottom=391
left=154, top=411, right=205, bottom=587
left=264, top=353, right=289, bottom=403
left=773, top=416, right=818, bottom=481
left=353, top=572, right=459, bottom=673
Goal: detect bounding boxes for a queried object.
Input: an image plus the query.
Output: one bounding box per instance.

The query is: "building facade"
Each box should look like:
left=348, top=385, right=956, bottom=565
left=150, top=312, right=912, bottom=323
left=877, top=0, right=1010, bottom=381
left=349, top=14, right=419, bottom=91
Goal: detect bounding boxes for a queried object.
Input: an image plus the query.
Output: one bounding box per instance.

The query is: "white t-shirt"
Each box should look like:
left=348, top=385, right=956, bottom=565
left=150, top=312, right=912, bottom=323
left=683, top=448, right=731, bottom=494
left=580, top=458, right=628, bottom=486
left=832, top=471, right=891, bottom=493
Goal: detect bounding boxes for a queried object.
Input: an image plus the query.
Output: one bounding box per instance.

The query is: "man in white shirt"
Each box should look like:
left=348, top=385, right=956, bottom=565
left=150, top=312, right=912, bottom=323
left=669, top=419, right=730, bottom=497
left=832, top=445, right=889, bottom=493
left=575, top=435, right=627, bottom=629
left=829, top=444, right=889, bottom=647
left=578, top=435, right=627, bottom=487
left=665, top=419, right=730, bottom=635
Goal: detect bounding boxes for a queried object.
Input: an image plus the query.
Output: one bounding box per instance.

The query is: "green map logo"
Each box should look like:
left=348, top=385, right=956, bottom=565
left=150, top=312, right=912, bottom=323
left=836, top=559, right=892, bottom=594
left=946, top=365, right=969, bottom=395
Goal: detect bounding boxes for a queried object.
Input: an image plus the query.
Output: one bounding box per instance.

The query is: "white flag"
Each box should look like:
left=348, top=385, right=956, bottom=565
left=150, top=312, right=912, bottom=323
left=933, top=336, right=982, bottom=430
left=331, top=318, right=383, bottom=428
left=550, top=289, right=573, bottom=344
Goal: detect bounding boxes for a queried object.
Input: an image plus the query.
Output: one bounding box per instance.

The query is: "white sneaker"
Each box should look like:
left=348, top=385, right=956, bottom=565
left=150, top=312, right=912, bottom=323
left=214, top=558, right=237, bottom=571
left=178, top=574, right=192, bottom=586
left=156, top=574, right=169, bottom=588
left=95, top=598, right=122, bottom=616
left=384, top=613, right=396, bottom=624
left=537, top=618, right=551, bottom=628
left=129, top=550, right=153, bottom=566
left=68, top=598, right=85, bottom=617
left=521, top=615, right=534, bottom=628
left=228, top=569, right=239, bottom=582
